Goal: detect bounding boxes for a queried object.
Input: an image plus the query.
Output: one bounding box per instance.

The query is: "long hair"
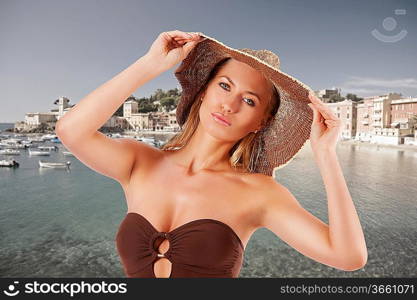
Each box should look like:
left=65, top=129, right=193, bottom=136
left=161, top=57, right=281, bottom=173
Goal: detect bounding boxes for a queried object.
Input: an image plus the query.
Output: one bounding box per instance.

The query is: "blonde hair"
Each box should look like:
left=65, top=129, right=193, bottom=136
left=161, top=57, right=280, bottom=173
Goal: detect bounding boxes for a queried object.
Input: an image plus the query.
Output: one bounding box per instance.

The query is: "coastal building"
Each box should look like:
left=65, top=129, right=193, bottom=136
left=368, top=93, right=405, bottom=145
left=389, top=97, right=417, bottom=145
left=102, top=116, right=129, bottom=131
left=390, top=97, right=417, bottom=129
left=355, top=97, right=374, bottom=142
left=167, top=108, right=180, bottom=132
left=123, top=100, right=152, bottom=131
left=349, top=92, right=417, bottom=145
left=325, top=92, right=416, bottom=145
left=15, top=96, right=75, bottom=132
left=24, top=96, right=74, bottom=126
left=25, top=112, right=57, bottom=126
left=54, top=96, right=73, bottom=120
left=123, top=99, right=180, bottom=132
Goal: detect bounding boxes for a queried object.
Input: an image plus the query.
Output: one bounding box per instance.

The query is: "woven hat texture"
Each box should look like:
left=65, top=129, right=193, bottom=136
left=174, top=33, right=314, bottom=177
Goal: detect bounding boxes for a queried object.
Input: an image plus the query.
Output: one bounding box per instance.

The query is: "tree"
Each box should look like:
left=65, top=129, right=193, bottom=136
left=138, top=98, right=158, bottom=113
left=153, top=88, right=165, bottom=101
left=346, top=93, right=363, bottom=102
left=113, top=88, right=182, bottom=115
left=160, top=97, right=176, bottom=112
left=328, top=94, right=345, bottom=103
left=166, top=88, right=181, bottom=97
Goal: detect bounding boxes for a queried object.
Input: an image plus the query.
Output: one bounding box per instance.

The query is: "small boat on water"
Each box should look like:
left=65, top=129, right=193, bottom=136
left=0, top=159, right=19, bottom=167
left=0, top=149, right=20, bottom=155
left=27, top=135, right=45, bottom=143
left=28, top=148, right=50, bottom=156
left=40, top=134, right=57, bottom=141
left=39, top=160, right=71, bottom=168
left=62, top=151, right=74, bottom=156
left=0, top=140, right=27, bottom=149
left=5, top=137, right=23, bottom=143
left=21, top=140, right=34, bottom=146
left=38, top=145, right=58, bottom=151
left=137, top=137, right=158, bottom=146
left=51, top=137, right=61, bottom=143
left=27, top=136, right=45, bottom=143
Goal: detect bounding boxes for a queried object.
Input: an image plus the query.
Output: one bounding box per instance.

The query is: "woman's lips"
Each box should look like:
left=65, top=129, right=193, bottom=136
left=211, top=113, right=231, bottom=126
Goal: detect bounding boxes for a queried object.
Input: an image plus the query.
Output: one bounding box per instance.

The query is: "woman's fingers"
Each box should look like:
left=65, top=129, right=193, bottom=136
left=309, top=103, right=325, bottom=125
left=174, top=36, right=201, bottom=43
left=161, top=31, right=199, bottom=49
left=167, top=30, right=201, bottom=40
left=308, top=92, right=339, bottom=121
left=165, top=30, right=193, bottom=39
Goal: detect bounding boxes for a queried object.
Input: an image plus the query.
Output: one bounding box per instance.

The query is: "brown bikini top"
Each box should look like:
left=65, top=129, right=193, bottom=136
left=115, top=212, right=244, bottom=278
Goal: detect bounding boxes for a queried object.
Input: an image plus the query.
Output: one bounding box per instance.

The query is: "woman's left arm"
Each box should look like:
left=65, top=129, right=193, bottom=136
left=258, top=92, right=367, bottom=271
left=307, top=92, right=368, bottom=266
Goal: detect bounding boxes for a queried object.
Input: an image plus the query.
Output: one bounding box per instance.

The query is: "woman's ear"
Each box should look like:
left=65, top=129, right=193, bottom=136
left=200, top=91, right=206, bottom=101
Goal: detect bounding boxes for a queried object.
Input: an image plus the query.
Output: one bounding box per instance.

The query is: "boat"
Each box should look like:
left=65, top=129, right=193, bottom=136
left=27, top=136, right=45, bottom=143
left=21, top=140, right=34, bottom=146
left=28, top=148, right=50, bottom=156
left=51, top=137, right=61, bottom=143
left=0, top=159, right=19, bottom=167
left=40, top=134, right=57, bottom=141
left=39, top=160, right=71, bottom=168
left=38, top=145, right=58, bottom=151
left=0, top=140, right=27, bottom=149
left=24, top=143, right=40, bottom=148
left=6, top=137, right=23, bottom=143
left=138, top=137, right=157, bottom=146
left=62, top=151, right=74, bottom=156
left=110, top=133, right=122, bottom=138
left=0, top=149, right=20, bottom=155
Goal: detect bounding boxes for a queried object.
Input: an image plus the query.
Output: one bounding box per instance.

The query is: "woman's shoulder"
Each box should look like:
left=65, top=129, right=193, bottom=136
left=240, top=172, right=287, bottom=207
left=238, top=171, right=279, bottom=189
left=231, top=172, right=286, bottom=229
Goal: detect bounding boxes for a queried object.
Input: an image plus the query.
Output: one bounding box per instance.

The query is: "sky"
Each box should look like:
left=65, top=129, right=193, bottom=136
left=0, top=0, right=416, bottom=123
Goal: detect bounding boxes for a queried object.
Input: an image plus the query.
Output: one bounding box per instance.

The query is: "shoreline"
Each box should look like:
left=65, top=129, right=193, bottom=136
left=339, top=139, right=417, bottom=152
left=3, top=130, right=417, bottom=153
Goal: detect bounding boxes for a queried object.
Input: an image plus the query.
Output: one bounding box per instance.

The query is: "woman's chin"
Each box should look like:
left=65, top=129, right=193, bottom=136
left=202, top=124, right=243, bottom=142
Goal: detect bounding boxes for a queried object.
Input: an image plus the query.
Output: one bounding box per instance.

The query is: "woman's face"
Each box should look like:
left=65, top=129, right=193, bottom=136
left=199, top=58, right=273, bottom=142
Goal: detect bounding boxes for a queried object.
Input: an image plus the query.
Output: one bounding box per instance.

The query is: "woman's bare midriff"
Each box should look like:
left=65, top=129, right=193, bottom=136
left=120, top=145, right=266, bottom=251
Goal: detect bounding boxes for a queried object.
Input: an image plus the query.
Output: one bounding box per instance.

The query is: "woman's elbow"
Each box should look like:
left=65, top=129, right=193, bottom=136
left=338, top=253, right=368, bottom=271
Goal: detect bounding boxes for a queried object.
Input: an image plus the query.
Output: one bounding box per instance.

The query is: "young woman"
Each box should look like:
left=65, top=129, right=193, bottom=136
left=55, top=30, right=367, bottom=278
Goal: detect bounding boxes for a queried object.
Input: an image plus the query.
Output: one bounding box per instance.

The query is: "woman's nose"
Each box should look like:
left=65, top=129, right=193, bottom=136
left=221, top=95, right=241, bottom=113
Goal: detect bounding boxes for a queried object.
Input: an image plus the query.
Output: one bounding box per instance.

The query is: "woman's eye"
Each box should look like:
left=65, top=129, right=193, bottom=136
left=219, top=82, right=229, bottom=90
left=218, top=82, right=255, bottom=107
left=244, top=98, right=255, bottom=106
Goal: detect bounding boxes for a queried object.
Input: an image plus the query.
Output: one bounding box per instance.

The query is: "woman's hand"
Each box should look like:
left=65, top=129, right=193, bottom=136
left=307, top=92, right=342, bottom=155
left=144, top=30, right=204, bottom=73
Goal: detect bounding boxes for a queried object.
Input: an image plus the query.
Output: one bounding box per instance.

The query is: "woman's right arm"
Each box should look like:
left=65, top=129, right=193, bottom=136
left=55, top=30, right=203, bottom=187
left=55, top=54, right=165, bottom=187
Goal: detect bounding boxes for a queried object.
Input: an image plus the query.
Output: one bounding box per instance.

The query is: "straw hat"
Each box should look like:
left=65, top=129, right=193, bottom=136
left=174, top=32, right=314, bottom=177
